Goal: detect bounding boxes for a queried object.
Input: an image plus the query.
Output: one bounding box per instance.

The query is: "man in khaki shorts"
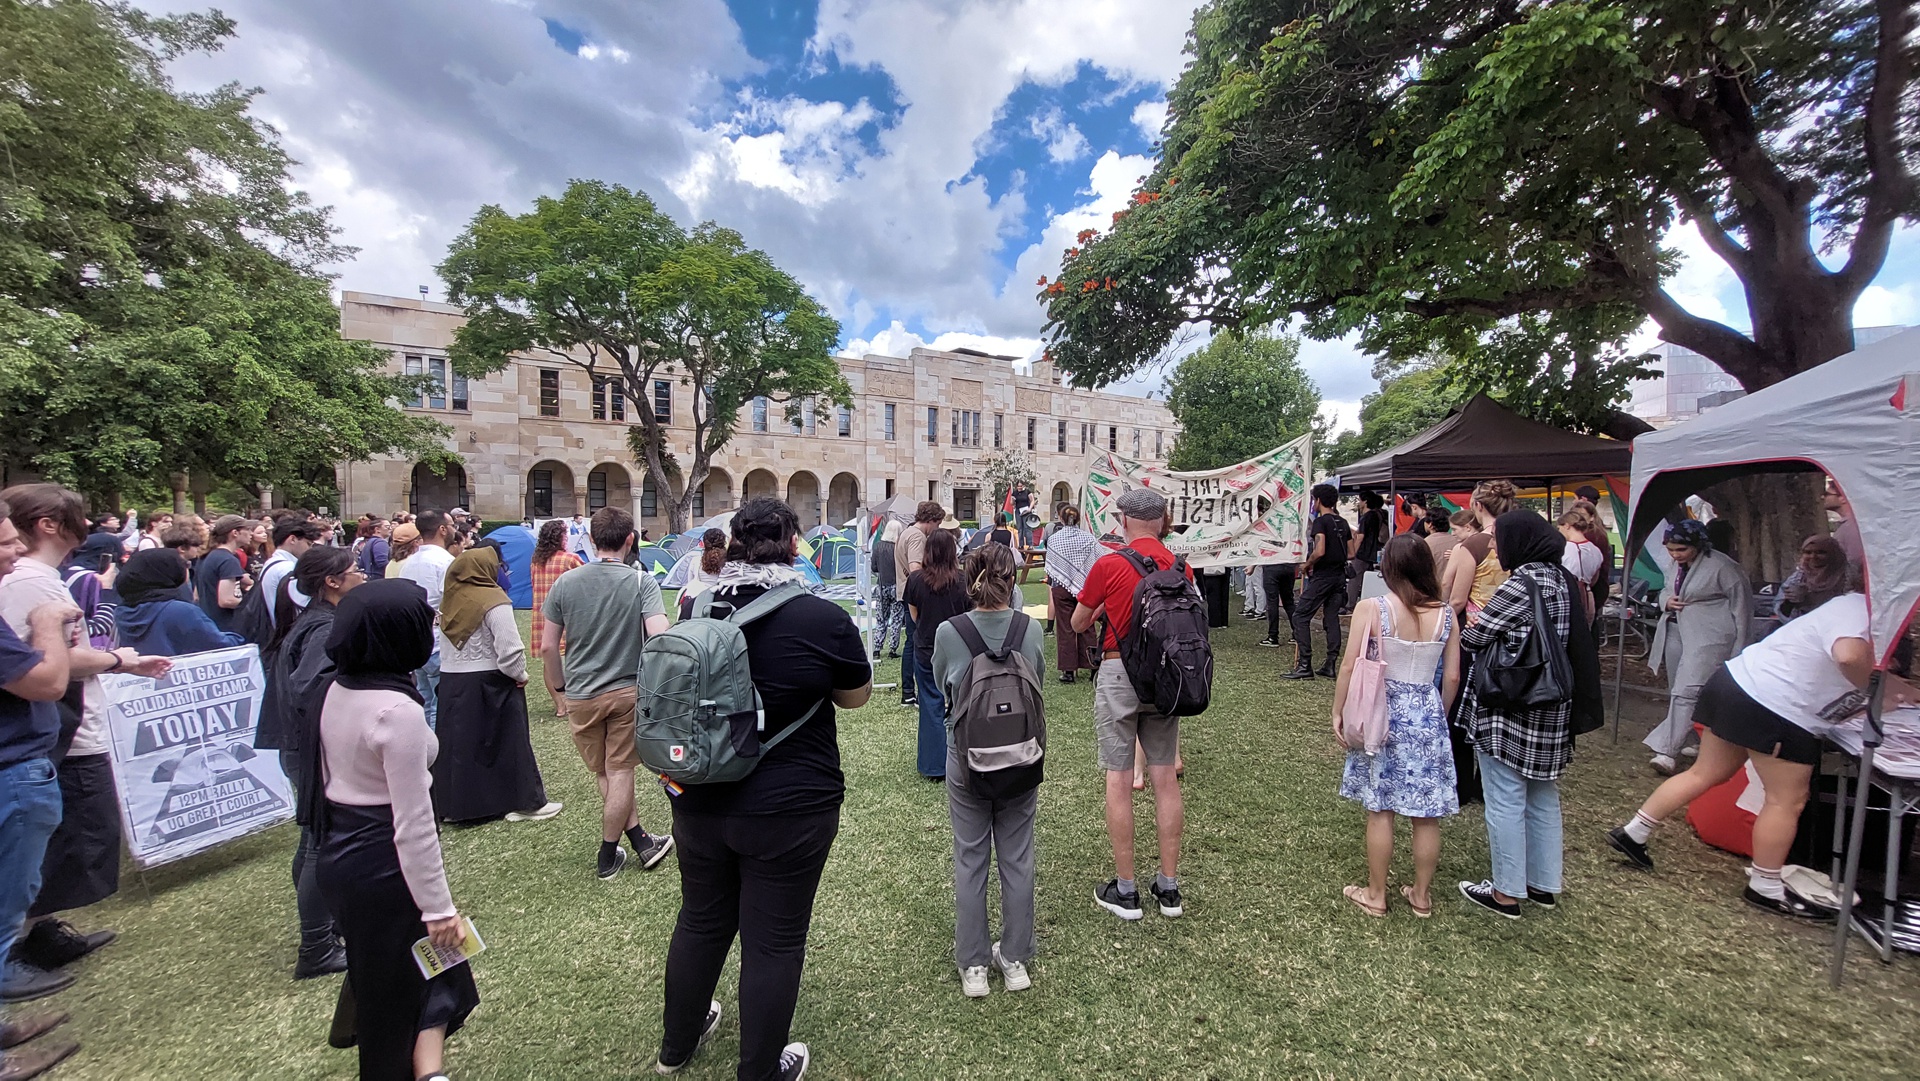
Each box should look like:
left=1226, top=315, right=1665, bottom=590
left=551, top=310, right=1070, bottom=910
left=540, top=507, right=675, bottom=880
left=1070, top=488, right=1189, bottom=921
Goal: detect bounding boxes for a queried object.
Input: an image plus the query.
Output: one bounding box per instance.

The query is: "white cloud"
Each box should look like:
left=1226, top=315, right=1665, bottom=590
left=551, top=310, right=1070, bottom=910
left=1854, top=283, right=1919, bottom=328
left=1028, top=108, right=1090, bottom=164
left=1131, top=99, right=1168, bottom=142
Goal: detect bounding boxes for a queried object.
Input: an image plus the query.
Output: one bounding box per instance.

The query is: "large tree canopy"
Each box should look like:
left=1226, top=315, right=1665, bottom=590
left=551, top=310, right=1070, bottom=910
left=440, top=180, right=849, bottom=533
left=1040, top=0, right=1917, bottom=430
left=0, top=0, right=446, bottom=506
left=1164, top=331, right=1324, bottom=470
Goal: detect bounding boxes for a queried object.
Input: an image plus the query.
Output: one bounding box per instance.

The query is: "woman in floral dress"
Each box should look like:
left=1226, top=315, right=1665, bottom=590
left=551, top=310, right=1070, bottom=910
left=1331, top=535, right=1463, bottom=918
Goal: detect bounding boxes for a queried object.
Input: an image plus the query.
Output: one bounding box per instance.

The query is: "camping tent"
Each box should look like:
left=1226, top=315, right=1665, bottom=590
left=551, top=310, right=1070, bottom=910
left=812, top=532, right=858, bottom=578
left=662, top=549, right=702, bottom=590
left=633, top=546, right=675, bottom=580
left=665, top=533, right=703, bottom=559
left=1624, top=329, right=1919, bottom=665
left=1623, top=328, right=1920, bottom=988
left=482, top=525, right=536, bottom=609
left=1335, top=394, right=1633, bottom=490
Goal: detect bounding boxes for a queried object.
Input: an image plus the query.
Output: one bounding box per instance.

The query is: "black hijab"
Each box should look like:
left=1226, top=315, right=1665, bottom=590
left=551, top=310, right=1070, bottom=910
left=117, top=549, right=189, bottom=607
left=1494, top=510, right=1566, bottom=572
left=64, top=533, right=124, bottom=576
left=325, top=578, right=433, bottom=703
left=1492, top=510, right=1604, bottom=734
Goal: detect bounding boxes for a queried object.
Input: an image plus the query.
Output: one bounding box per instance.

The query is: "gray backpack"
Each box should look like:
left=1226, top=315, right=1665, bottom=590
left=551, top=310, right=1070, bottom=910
left=947, top=612, right=1046, bottom=799
left=635, top=583, right=822, bottom=785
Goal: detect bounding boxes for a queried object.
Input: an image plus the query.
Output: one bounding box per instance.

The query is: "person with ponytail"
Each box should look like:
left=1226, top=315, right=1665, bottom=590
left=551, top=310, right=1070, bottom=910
left=933, top=542, right=1045, bottom=997
left=528, top=519, right=582, bottom=718
left=676, top=528, right=730, bottom=615
left=1444, top=479, right=1519, bottom=624
left=259, top=546, right=364, bottom=980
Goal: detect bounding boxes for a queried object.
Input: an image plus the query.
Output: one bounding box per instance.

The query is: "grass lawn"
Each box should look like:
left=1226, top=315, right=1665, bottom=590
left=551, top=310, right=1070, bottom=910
left=41, top=605, right=1920, bottom=1079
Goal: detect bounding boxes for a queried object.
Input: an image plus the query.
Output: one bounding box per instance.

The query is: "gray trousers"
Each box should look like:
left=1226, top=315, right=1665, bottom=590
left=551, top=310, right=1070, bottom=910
left=947, top=749, right=1037, bottom=968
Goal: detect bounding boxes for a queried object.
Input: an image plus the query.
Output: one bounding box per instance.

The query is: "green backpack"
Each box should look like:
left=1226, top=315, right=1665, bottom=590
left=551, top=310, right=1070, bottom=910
left=635, top=582, right=822, bottom=785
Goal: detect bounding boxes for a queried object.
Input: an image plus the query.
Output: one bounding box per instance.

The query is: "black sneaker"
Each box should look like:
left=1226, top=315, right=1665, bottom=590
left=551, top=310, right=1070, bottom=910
left=293, top=936, right=348, bottom=980
left=1742, top=886, right=1835, bottom=921
left=1526, top=888, right=1557, bottom=908
left=1058, top=671, right=1076, bottom=683
left=1315, top=662, right=1338, bottom=678
left=636, top=833, right=676, bottom=870
left=1095, top=879, right=1143, bottom=921
left=655, top=999, right=722, bottom=1074
left=12, top=920, right=115, bottom=972
left=900, top=696, right=917, bottom=708
left=597, top=845, right=628, bottom=881
left=1457, top=880, right=1521, bottom=920
left=1605, top=826, right=1655, bottom=871
left=1256, top=637, right=1280, bottom=647
left=1280, top=663, right=1315, bottom=680
left=1150, top=881, right=1184, bottom=918
left=777, top=1041, right=810, bottom=1080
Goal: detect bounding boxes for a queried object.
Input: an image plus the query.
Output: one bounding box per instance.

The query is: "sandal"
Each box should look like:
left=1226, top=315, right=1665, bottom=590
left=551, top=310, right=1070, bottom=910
left=1400, top=885, right=1433, bottom=918
left=1342, top=885, right=1387, bottom=917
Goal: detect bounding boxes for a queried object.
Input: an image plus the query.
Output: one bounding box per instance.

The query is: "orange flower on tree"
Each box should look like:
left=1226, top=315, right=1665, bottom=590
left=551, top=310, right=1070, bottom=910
left=1076, top=228, right=1097, bottom=244
left=1037, top=275, right=1049, bottom=286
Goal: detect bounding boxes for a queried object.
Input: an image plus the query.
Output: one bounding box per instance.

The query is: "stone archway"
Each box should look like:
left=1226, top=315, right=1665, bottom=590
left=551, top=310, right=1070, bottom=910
left=787, top=471, right=822, bottom=531
left=588, top=462, right=632, bottom=516
left=826, top=472, right=859, bottom=526
left=743, top=468, right=779, bottom=502
left=696, top=468, right=733, bottom=519
left=526, top=460, right=577, bottom=520
left=410, top=461, right=468, bottom=515
left=1050, top=481, right=1074, bottom=515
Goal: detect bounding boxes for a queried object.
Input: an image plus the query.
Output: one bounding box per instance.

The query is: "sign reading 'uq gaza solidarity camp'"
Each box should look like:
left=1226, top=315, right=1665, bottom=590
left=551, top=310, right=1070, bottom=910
left=1081, top=434, right=1314, bottom=569
left=96, top=645, right=293, bottom=868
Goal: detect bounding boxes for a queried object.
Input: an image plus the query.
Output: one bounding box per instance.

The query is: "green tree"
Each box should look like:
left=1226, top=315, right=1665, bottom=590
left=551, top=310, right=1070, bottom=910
left=1164, top=331, right=1323, bottom=471
left=1323, top=365, right=1462, bottom=471
left=1040, top=0, right=1915, bottom=423
left=0, top=0, right=447, bottom=506
left=978, top=448, right=1039, bottom=515
left=440, top=181, right=850, bottom=533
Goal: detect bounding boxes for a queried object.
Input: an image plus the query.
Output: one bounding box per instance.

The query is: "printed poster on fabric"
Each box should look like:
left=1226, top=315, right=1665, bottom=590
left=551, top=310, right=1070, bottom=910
left=96, top=645, right=292, bottom=868
left=1080, top=434, right=1313, bottom=569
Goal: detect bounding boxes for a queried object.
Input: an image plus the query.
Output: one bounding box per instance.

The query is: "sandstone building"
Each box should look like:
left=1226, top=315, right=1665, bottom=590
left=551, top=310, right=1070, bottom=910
left=335, top=291, right=1177, bottom=533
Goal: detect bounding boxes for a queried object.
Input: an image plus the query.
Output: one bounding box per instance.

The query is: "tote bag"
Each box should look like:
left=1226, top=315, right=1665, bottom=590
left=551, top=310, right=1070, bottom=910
left=1339, top=604, right=1390, bottom=755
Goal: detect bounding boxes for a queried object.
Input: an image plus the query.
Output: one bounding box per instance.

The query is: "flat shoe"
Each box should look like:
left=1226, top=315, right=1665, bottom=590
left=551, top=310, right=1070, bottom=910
left=1400, top=885, right=1432, bottom=918
left=1342, top=885, right=1387, bottom=917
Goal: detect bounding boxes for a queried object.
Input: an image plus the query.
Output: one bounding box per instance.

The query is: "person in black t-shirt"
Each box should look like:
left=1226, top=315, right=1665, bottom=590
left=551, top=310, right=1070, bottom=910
left=655, top=498, right=871, bottom=1081
left=1286, top=485, right=1353, bottom=680
left=903, top=529, right=972, bottom=779
left=194, top=515, right=253, bottom=632
left=1345, top=491, right=1387, bottom=615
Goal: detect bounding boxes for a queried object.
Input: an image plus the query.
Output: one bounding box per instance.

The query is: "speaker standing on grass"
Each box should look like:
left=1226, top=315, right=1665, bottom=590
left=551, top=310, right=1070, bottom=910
left=934, top=542, right=1046, bottom=998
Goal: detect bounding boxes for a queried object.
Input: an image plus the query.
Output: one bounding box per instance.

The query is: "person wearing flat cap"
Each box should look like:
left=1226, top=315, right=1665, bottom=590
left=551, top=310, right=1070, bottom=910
left=1069, top=486, right=1192, bottom=922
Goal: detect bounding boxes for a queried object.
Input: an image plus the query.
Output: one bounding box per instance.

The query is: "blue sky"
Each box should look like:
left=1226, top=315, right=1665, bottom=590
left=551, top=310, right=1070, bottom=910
left=142, top=0, right=1920, bottom=431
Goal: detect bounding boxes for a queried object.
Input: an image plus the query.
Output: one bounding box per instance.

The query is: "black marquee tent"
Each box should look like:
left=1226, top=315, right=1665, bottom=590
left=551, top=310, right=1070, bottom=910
left=1332, top=394, right=1633, bottom=490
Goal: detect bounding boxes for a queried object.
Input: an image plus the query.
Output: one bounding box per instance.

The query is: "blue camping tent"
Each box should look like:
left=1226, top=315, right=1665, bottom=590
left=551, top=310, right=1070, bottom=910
left=811, top=533, right=858, bottom=578
left=484, top=525, right=536, bottom=609
left=634, top=547, right=675, bottom=580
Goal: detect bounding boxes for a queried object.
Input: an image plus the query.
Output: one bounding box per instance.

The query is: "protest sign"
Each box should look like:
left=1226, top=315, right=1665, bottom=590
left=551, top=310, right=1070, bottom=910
left=1080, top=434, right=1313, bottom=569
left=97, top=645, right=292, bottom=868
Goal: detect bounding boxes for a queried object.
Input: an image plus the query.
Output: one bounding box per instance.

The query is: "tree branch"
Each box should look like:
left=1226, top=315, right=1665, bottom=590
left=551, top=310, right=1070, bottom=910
left=1639, top=285, right=1770, bottom=385
left=1640, top=79, right=1804, bottom=231
left=1673, top=189, right=1751, bottom=274
left=1838, top=0, right=1919, bottom=293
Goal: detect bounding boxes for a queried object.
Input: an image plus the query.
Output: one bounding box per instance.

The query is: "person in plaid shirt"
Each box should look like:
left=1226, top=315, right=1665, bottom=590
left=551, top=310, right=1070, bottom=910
left=529, top=519, right=582, bottom=716
left=1456, top=510, right=1576, bottom=920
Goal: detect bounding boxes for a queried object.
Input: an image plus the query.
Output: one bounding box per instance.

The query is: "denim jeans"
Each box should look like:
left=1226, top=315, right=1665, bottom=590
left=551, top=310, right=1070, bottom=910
left=415, top=650, right=442, bottom=730
left=913, top=650, right=946, bottom=778
left=1476, top=750, right=1563, bottom=896
left=0, top=756, right=65, bottom=967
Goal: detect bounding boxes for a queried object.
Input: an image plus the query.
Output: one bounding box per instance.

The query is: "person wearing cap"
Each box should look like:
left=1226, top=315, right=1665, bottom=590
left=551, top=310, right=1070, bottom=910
left=893, top=502, right=946, bottom=708
left=386, top=522, right=423, bottom=579
left=1069, top=486, right=1191, bottom=922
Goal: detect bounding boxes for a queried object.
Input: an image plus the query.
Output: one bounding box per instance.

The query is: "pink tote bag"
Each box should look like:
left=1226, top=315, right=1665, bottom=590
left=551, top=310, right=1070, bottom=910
left=1339, top=606, right=1390, bottom=755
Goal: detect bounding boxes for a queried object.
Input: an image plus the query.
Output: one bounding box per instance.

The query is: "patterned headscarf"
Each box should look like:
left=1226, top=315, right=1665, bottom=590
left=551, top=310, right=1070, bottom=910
left=1667, top=519, right=1712, bottom=553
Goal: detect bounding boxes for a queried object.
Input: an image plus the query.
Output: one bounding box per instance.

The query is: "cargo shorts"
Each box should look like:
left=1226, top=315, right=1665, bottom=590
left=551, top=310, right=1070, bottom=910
left=1093, top=659, right=1179, bottom=772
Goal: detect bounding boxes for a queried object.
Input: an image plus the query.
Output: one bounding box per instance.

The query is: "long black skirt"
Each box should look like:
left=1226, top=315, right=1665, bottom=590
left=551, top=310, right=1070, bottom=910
left=429, top=669, right=547, bottom=823
left=317, top=801, right=478, bottom=1081
left=29, top=753, right=121, bottom=917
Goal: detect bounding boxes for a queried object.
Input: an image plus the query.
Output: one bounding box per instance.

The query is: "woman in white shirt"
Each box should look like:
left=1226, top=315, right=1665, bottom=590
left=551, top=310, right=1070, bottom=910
left=1556, top=505, right=1606, bottom=621
left=1606, top=587, right=1919, bottom=918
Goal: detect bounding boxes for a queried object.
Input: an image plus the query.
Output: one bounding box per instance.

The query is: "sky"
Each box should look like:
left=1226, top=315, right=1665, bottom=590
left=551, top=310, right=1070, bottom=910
left=141, top=0, right=1920, bottom=435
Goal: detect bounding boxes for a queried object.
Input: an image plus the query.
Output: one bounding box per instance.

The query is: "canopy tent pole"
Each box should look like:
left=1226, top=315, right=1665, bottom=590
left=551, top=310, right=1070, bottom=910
left=1830, top=672, right=1887, bottom=987
left=1611, top=563, right=1632, bottom=744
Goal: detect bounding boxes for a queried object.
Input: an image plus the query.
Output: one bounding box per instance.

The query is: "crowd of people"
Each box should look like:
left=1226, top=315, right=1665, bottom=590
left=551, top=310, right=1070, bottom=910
left=2, top=472, right=1916, bottom=1081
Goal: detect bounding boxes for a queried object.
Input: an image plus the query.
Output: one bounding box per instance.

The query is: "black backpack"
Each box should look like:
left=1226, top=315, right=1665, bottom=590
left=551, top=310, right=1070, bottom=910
left=1114, top=548, right=1213, bottom=717
left=946, top=612, right=1046, bottom=799
left=232, top=574, right=278, bottom=648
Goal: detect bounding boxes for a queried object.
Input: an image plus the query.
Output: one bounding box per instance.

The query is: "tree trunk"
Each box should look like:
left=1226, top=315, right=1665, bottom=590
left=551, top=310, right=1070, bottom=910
left=1700, top=474, right=1825, bottom=586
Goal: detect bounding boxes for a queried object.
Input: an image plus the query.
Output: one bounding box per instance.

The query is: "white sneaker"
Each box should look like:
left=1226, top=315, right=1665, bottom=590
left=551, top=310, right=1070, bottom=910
left=1649, top=754, right=1678, bottom=776
left=960, top=965, right=990, bottom=998
left=506, top=801, right=564, bottom=822
left=1680, top=745, right=1699, bottom=758
left=992, top=942, right=1030, bottom=992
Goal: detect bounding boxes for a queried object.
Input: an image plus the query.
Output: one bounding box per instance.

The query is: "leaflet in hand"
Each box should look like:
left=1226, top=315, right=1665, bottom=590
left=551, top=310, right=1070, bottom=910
left=411, top=916, right=485, bottom=979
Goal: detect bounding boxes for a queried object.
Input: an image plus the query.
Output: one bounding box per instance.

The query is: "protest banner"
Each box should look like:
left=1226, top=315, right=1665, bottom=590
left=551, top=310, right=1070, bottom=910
left=1080, top=434, right=1313, bottom=568
left=96, top=645, right=292, bottom=868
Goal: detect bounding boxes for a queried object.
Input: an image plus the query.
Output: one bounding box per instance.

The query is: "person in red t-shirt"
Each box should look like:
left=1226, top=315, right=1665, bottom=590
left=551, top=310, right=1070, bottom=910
left=1070, top=487, right=1192, bottom=921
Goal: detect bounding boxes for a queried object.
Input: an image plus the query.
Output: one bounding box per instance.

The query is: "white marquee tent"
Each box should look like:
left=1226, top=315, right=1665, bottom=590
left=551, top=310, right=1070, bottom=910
left=1625, top=328, right=1919, bottom=664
